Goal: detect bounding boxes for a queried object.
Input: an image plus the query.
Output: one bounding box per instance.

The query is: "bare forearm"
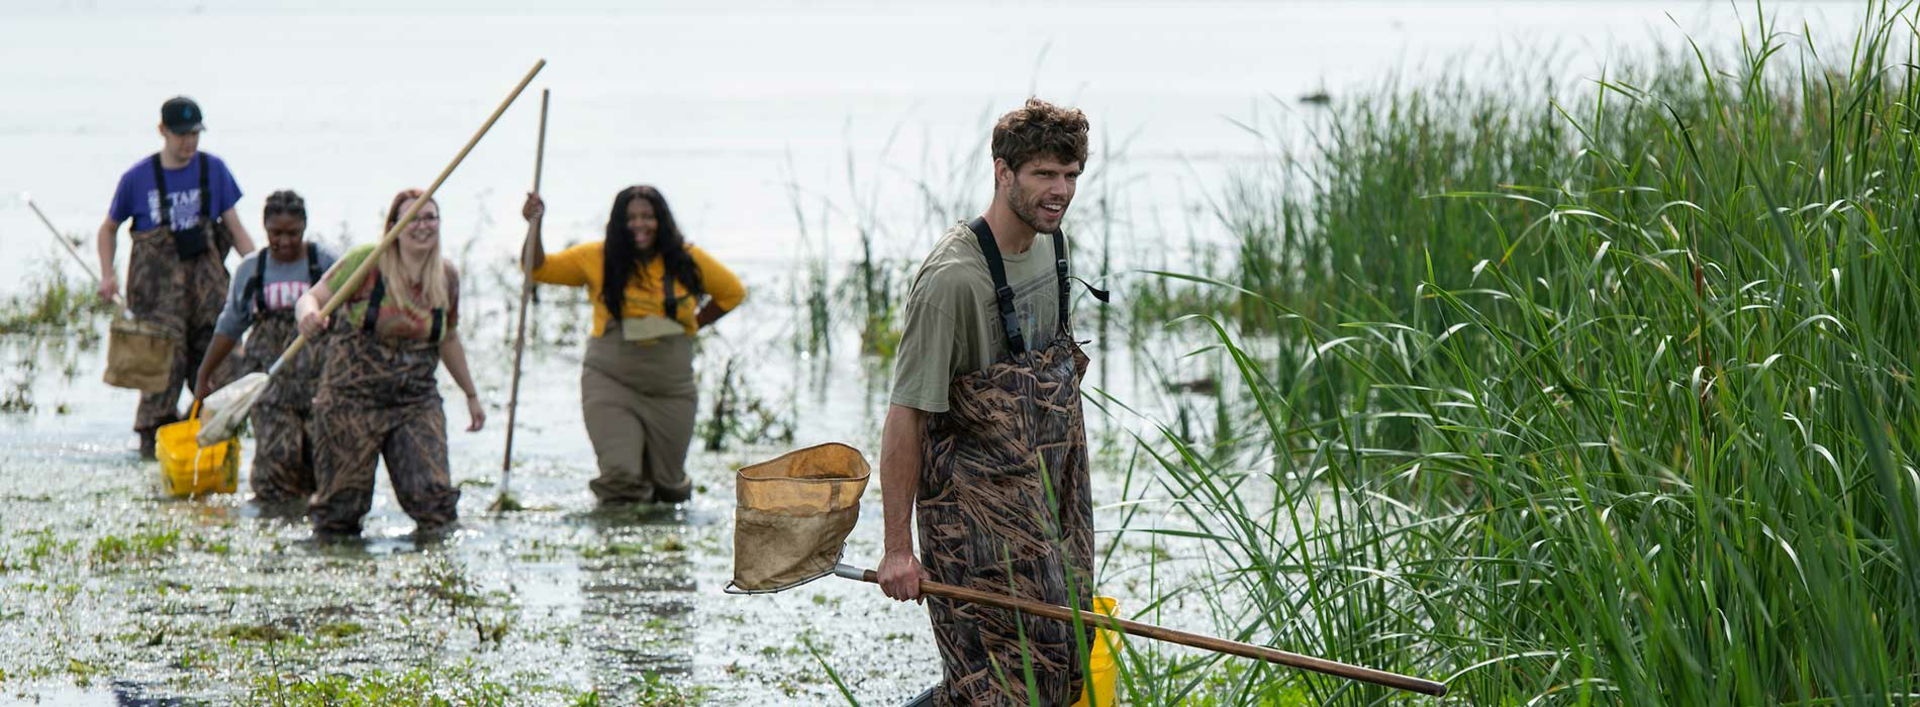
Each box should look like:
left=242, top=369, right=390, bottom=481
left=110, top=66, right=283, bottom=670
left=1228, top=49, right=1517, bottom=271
left=521, top=221, right=545, bottom=273
left=222, top=209, right=256, bottom=256
left=440, top=334, right=479, bottom=398
left=880, top=404, right=928, bottom=557
left=95, top=219, right=118, bottom=280
left=294, top=290, right=319, bottom=321
left=197, top=334, right=239, bottom=388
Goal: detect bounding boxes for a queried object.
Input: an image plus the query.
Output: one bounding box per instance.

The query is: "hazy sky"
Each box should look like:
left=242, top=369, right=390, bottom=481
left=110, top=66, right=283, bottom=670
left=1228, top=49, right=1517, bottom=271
left=0, top=0, right=1866, bottom=14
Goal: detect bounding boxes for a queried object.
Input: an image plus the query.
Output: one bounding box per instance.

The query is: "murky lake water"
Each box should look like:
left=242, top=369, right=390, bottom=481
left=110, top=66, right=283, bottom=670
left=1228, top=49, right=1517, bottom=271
left=0, top=1, right=1871, bottom=704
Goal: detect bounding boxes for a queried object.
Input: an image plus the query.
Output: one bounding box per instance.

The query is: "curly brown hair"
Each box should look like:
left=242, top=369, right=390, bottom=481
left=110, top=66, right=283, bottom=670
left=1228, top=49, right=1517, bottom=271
left=991, top=97, right=1090, bottom=172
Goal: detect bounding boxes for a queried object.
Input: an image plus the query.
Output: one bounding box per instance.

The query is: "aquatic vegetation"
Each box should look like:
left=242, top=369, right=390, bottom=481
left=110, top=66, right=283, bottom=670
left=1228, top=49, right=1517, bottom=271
left=315, top=621, right=364, bottom=641
left=249, top=661, right=519, bottom=707
left=1103, top=4, right=1920, bottom=705
left=698, top=354, right=796, bottom=452
left=88, top=528, right=181, bottom=566
left=0, top=264, right=112, bottom=337
left=629, top=672, right=710, bottom=707
left=780, top=142, right=932, bottom=361
left=414, top=557, right=517, bottom=647
left=0, top=379, right=30, bottom=415
left=8, top=6, right=1912, bottom=706
left=218, top=623, right=293, bottom=644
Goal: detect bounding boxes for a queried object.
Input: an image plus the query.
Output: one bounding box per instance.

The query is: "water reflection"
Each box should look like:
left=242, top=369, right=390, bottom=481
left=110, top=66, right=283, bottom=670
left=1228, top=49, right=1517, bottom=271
left=577, top=503, right=698, bottom=699
left=21, top=680, right=209, bottom=707
left=304, top=524, right=456, bottom=558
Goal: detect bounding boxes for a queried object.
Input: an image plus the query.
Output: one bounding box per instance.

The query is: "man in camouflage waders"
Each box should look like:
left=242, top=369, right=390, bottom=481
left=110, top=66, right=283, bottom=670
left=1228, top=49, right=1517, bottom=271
left=879, top=98, right=1101, bottom=706
left=97, top=96, right=257, bottom=458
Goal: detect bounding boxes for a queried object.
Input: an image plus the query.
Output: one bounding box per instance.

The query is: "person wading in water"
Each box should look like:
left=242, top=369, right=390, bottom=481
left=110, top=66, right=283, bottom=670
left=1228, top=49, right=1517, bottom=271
left=195, top=190, right=336, bottom=506
left=295, top=189, right=484, bottom=536
left=878, top=98, right=1099, bottom=706
left=97, top=96, right=259, bottom=458
left=518, top=185, right=747, bottom=506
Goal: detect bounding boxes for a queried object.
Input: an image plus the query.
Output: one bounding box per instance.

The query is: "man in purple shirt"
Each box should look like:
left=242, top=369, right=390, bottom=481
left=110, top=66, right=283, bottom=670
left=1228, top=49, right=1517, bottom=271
left=96, top=96, right=258, bottom=458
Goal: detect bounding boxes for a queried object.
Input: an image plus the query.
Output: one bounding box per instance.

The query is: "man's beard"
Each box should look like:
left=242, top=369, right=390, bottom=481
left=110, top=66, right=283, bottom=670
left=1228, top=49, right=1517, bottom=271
left=1007, top=181, right=1054, bottom=234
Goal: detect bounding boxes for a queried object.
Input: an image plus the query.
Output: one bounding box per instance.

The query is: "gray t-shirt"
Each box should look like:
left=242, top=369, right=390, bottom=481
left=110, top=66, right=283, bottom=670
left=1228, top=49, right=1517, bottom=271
left=888, top=222, right=1068, bottom=413
left=214, top=244, right=337, bottom=338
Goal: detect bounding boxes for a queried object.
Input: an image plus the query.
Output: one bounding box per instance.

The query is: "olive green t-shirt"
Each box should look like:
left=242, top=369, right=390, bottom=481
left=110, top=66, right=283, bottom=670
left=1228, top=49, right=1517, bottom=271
left=889, top=222, right=1067, bottom=413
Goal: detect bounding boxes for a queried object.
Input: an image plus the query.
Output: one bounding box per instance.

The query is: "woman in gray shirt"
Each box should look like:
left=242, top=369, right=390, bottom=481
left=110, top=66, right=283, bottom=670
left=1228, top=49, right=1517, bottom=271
left=196, top=190, right=337, bottom=504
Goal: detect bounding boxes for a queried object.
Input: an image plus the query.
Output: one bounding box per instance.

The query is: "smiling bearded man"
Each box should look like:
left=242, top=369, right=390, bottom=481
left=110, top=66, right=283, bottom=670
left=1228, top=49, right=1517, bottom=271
left=877, top=98, right=1101, bottom=706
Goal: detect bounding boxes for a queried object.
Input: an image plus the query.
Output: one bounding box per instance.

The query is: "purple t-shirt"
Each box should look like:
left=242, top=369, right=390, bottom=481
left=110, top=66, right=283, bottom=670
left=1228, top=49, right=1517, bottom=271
left=107, top=152, right=242, bottom=232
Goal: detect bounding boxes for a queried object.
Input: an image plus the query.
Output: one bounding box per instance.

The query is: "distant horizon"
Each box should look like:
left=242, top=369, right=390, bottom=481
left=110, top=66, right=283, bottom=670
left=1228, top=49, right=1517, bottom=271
left=0, top=0, right=1871, bottom=15
left=0, top=0, right=1882, bottom=298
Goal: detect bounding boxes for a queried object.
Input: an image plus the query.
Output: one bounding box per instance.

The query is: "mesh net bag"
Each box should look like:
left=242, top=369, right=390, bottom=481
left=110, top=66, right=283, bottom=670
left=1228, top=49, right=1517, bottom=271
left=728, top=442, right=871, bottom=593
left=103, top=314, right=177, bottom=394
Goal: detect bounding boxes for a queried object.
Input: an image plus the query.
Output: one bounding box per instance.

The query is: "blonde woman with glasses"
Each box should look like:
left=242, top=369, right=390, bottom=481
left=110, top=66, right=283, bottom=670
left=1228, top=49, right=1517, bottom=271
left=295, top=189, right=484, bottom=536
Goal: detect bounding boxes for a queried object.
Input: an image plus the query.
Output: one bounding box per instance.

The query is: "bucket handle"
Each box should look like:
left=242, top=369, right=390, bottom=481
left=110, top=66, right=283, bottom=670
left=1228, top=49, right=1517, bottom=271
left=184, top=401, right=213, bottom=496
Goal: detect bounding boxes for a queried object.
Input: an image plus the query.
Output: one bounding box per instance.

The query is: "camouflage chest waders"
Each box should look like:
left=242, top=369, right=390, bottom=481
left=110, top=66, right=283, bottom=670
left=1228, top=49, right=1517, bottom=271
left=126, top=153, right=235, bottom=433
left=917, top=218, right=1095, bottom=707
left=307, top=284, right=458, bottom=535
left=237, top=245, right=325, bottom=503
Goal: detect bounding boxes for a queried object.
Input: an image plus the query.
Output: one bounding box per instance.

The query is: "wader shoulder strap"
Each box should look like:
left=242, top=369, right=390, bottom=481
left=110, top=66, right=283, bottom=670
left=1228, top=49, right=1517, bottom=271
left=967, top=217, right=1026, bottom=355
left=197, top=153, right=210, bottom=222
left=148, top=154, right=212, bottom=227
left=1051, top=230, right=1110, bottom=338
left=307, top=244, right=323, bottom=284
left=150, top=154, right=172, bottom=229
left=663, top=267, right=678, bottom=320
left=363, top=275, right=386, bottom=334
left=361, top=272, right=444, bottom=342
left=248, top=252, right=269, bottom=311
left=1053, top=230, right=1069, bottom=335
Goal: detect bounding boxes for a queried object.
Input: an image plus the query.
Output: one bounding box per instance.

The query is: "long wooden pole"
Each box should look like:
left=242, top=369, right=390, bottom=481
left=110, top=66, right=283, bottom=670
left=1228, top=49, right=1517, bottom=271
left=268, top=59, right=546, bottom=377
left=835, top=564, right=1448, bottom=697
left=498, top=88, right=549, bottom=507
left=24, top=196, right=102, bottom=283
left=24, top=195, right=141, bottom=325
left=195, top=61, right=545, bottom=447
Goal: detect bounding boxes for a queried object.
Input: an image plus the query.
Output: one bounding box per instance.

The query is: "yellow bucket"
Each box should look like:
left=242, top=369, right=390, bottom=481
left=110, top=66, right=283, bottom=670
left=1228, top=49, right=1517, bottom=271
left=156, top=402, right=240, bottom=498
left=1072, top=596, right=1123, bottom=707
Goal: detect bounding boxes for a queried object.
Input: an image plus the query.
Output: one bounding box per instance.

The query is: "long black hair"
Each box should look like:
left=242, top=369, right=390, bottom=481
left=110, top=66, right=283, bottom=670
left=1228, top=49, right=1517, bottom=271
left=603, top=185, right=702, bottom=323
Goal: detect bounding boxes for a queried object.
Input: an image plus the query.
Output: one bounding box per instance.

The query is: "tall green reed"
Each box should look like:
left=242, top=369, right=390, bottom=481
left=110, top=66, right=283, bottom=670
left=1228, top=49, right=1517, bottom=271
left=1115, top=4, right=1920, bottom=705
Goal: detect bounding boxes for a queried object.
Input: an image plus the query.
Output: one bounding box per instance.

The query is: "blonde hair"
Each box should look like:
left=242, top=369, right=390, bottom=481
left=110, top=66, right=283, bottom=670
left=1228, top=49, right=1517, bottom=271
left=382, top=189, right=451, bottom=309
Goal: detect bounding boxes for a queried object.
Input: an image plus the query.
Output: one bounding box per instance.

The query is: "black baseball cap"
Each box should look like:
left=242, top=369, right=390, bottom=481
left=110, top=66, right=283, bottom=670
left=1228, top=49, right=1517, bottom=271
left=161, top=96, right=205, bottom=134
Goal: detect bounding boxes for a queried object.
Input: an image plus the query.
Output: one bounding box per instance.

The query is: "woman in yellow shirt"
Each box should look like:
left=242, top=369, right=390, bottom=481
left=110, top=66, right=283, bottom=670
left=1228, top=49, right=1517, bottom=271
left=520, top=186, right=746, bottom=505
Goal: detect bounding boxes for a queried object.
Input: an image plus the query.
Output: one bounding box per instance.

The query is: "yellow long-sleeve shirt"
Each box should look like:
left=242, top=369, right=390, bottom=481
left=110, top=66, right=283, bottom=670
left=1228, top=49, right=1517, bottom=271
left=532, top=242, right=746, bottom=337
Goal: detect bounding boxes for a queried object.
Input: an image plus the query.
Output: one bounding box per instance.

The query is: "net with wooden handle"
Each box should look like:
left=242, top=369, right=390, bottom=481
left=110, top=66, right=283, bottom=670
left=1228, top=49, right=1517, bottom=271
left=195, top=59, right=547, bottom=447
left=833, top=564, right=1449, bottom=697
left=273, top=59, right=548, bottom=373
